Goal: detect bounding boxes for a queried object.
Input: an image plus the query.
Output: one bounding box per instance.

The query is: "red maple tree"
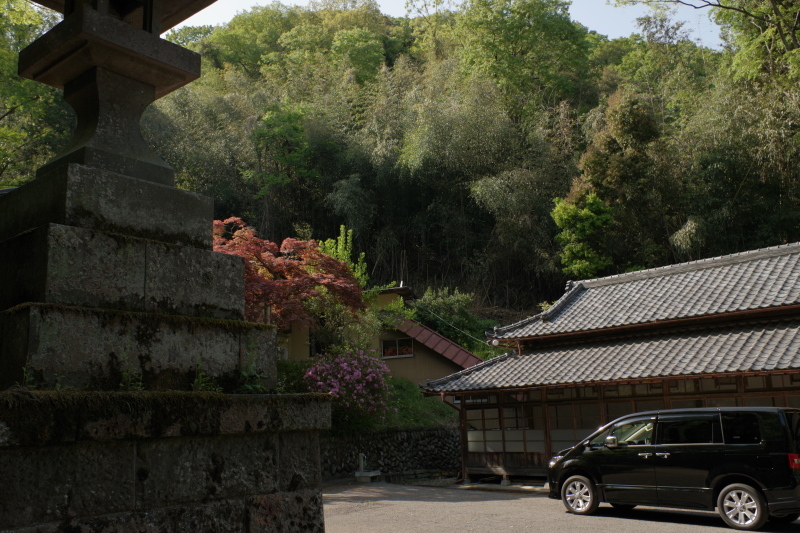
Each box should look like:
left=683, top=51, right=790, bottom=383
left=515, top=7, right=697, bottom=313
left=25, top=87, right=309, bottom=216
left=213, top=217, right=365, bottom=328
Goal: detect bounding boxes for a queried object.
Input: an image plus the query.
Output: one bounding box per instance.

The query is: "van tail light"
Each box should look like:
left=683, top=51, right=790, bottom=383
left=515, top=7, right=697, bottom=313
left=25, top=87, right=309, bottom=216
left=788, top=454, right=800, bottom=469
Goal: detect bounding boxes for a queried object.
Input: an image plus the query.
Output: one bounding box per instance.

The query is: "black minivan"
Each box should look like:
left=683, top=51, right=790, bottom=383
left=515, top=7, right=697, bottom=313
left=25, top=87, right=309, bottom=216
left=547, top=408, right=800, bottom=530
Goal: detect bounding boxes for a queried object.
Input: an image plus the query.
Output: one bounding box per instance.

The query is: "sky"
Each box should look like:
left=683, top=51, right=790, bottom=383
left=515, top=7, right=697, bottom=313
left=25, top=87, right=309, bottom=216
left=179, top=0, right=723, bottom=48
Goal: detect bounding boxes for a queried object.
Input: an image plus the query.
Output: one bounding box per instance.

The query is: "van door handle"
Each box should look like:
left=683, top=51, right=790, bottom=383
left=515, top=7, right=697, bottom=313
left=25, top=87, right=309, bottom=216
left=656, top=452, right=670, bottom=459
left=638, top=453, right=652, bottom=459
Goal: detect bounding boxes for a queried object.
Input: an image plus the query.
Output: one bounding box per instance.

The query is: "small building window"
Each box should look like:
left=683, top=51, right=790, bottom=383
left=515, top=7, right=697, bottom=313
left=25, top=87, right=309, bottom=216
left=669, top=379, right=701, bottom=395
left=701, top=377, right=738, bottom=392
left=635, top=382, right=663, bottom=396
left=604, top=384, right=633, bottom=398
left=771, top=374, right=800, bottom=389
left=382, top=338, right=413, bottom=358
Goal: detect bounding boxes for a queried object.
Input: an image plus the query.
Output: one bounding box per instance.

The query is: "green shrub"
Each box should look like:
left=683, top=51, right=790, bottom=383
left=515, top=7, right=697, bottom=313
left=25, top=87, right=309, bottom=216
left=377, top=377, right=458, bottom=430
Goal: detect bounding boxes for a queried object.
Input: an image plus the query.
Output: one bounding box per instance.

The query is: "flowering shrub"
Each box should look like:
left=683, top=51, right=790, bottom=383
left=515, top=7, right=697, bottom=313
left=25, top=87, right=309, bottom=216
left=304, top=348, right=392, bottom=419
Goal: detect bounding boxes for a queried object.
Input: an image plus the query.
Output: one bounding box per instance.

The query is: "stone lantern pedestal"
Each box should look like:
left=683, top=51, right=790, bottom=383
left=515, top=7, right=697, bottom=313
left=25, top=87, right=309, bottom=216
left=0, top=2, right=330, bottom=531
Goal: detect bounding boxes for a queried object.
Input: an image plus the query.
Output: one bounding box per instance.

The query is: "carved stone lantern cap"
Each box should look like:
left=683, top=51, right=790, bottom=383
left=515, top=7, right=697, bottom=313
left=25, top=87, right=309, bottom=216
left=30, top=0, right=218, bottom=34
left=19, top=0, right=218, bottom=185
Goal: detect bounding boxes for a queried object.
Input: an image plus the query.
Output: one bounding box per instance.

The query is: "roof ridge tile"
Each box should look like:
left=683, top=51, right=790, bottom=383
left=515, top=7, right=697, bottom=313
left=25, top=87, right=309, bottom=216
left=489, top=282, right=585, bottom=337
left=582, top=242, right=800, bottom=288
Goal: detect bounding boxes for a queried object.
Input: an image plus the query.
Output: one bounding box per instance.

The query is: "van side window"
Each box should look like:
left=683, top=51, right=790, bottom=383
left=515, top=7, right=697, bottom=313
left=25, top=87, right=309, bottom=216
left=611, top=420, right=654, bottom=445
left=721, top=413, right=762, bottom=444
left=658, top=417, right=721, bottom=444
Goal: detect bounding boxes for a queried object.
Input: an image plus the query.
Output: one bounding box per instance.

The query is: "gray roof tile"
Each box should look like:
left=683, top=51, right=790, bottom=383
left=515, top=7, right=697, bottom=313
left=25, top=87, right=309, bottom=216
left=491, top=243, right=800, bottom=340
left=423, top=319, right=800, bottom=393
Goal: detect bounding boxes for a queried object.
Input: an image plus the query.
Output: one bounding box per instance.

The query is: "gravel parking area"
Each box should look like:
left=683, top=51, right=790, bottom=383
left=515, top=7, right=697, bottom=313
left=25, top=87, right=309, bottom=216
left=323, top=482, right=800, bottom=533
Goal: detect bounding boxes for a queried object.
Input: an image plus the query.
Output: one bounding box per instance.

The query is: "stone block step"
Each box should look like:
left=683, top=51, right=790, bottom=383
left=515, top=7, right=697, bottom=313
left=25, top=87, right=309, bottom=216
left=0, top=163, right=213, bottom=248
left=0, top=392, right=330, bottom=531
left=0, top=223, right=244, bottom=320
left=0, top=303, right=275, bottom=391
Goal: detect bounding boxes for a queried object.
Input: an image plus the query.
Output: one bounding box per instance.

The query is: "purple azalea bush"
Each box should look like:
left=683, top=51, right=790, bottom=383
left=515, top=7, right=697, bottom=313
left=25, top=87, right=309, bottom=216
left=304, top=347, right=391, bottom=418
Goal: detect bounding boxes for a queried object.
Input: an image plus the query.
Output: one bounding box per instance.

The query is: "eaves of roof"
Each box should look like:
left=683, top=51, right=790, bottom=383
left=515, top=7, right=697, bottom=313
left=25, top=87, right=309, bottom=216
left=423, top=317, right=800, bottom=394
left=392, top=319, right=482, bottom=370
left=507, top=302, right=800, bottom=347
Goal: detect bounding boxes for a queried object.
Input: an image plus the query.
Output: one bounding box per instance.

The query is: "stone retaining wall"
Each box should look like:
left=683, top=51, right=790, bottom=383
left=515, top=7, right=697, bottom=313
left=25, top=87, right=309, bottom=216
left=0, top=391, right=330, bottom=532
left=321, top=428, right=460, bottom=480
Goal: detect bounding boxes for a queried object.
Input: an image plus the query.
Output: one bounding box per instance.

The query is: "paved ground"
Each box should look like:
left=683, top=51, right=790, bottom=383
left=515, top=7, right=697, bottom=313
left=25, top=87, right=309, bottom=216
left=322, top=482, right=800, bottom=533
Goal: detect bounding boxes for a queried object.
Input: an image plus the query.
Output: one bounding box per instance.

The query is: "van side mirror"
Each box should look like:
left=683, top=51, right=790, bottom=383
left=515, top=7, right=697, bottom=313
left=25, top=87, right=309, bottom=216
left=605, top=435, right=618, bottom=449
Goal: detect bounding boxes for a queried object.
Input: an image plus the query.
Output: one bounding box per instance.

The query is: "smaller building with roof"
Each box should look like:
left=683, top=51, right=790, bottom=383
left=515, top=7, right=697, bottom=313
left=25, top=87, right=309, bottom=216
left=421, top=243, right=800, bottom=481
left=281, top=286, right=482, bottom=384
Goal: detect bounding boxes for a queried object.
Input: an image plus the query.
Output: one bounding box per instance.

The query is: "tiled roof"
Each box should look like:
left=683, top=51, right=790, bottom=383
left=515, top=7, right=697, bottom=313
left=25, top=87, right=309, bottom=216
left=490, top=243, right=800, bottom=340
left=422, top=318, right=800, bottom=393
left=393, top=319, right=483, bottom=370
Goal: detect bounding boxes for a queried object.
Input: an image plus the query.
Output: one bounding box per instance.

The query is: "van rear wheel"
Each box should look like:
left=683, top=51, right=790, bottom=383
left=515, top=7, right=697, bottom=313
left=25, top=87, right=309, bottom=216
left=561, top=475, right=599, bottom=515
left=717, top=483, right=768, bottom=530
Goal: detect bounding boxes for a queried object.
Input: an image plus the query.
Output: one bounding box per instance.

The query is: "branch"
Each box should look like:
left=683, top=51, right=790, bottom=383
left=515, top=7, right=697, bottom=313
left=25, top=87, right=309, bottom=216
left=0, top=105, right=20, bottom=123
left=789, top=6, right=800, bottom=49
left=627, top=0, right=770, bottom=25
left=767, top=0, right=793, bottom=51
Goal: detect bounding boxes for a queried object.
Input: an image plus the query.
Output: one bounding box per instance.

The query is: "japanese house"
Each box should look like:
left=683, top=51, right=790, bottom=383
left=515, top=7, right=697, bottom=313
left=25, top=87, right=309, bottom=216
left=281, top=286, right=482, bottom=383
left=421, top=243, right=800, bottom=481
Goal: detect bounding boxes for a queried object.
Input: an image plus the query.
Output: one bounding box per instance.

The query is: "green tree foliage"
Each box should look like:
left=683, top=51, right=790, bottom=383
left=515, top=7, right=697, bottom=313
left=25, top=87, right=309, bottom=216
left=9, top=0, right=800, bottom=318
left=319, top=225, right=369, bottom=286
left=142, top=68, right=265, bottom=222
left=618, top=1, right=800, bottom=86
left=203, top=3, right=303, bottom=76
left=411, top=288, right=501, bottom=358
left=164, top=24, right=215, bottom=47
left=252, top=103, right=319, bottom=240
left=457, top=0, right=593, bottom=116
left=551, top=193, right=613, bottom=279
left=331, top=28, right=385, bottom=83
left=0, top=1, right=69, bottom=187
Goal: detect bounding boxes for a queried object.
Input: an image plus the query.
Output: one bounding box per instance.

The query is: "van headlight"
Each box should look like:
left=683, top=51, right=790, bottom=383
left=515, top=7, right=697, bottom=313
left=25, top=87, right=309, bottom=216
left=548, top=455, right=563, bottom=468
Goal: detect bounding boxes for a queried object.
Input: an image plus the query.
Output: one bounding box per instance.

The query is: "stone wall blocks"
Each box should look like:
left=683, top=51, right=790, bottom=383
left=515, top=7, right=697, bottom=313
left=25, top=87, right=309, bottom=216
left=0, top=393, right=329, bottom=530
left=0, top=441, right=136, bottom=530
left=248, top=489, right=325, bottom=533
left=0, top=164, right=213, bottom=249
left=135, top=434, right=278, bottom=509
left=0, top=224, right=245, bottom=321
left=278, top=432, right=321, bottom=492
left=319, top=428, right=460, bottom=480
left=144, top=241, right=245, bottom=320
left=0, top=304, right=276, bottom=391
left=0, top=392, right=331, bottom=446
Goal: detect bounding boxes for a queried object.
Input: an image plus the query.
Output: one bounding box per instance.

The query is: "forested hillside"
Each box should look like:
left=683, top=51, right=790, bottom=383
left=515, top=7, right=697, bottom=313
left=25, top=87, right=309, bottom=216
left=3, top=0, right=800, bottom=313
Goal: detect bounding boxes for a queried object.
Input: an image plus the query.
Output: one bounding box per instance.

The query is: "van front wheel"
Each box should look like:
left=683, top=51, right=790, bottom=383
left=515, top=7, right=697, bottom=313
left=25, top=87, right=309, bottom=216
left=717, top=483, right=768, bottom=530
left=561, top=475, right=599, bottom=515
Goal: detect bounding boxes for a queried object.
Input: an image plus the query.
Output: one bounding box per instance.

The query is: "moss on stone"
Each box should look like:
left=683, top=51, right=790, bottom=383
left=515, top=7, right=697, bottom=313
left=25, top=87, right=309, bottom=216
left=2, top=302, right=275, bottom=334
left=0, top=390, right=330, bottom=447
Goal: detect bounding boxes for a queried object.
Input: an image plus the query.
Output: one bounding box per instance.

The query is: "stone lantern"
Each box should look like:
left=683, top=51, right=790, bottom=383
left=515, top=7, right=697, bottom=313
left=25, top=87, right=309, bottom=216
left=0, top=2, right=330, bottom=530
left=0, top=0, right=266, bottom=390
